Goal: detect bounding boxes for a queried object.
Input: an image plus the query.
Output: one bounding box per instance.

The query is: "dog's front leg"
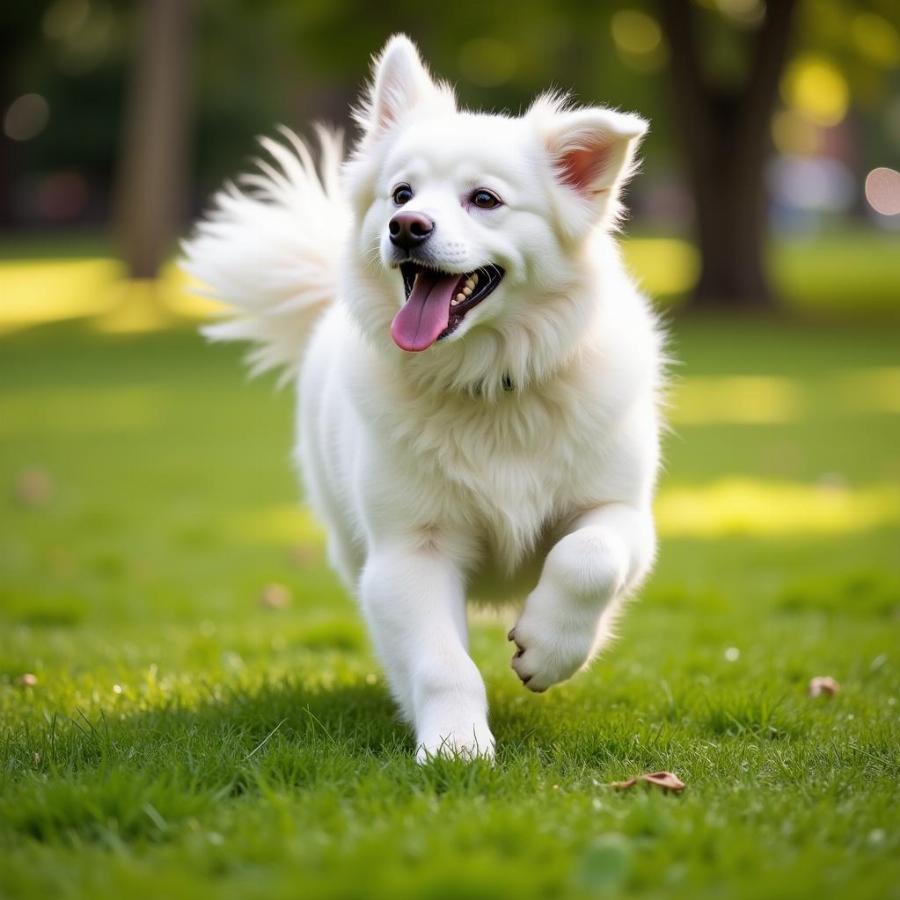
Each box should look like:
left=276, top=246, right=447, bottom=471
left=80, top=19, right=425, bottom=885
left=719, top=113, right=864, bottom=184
left=509, top=503, right=655, bottom=693
left=360, top=542, right=494, bottom=761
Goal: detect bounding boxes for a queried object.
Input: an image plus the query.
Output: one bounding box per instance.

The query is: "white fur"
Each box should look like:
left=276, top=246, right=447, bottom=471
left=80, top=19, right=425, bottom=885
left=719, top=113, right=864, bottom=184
left=183, top=35, right=664, bottom=762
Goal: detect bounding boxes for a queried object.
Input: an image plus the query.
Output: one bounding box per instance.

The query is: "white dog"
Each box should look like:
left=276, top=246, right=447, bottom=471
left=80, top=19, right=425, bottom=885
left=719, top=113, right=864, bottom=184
left=183, top=35, right=664, bottom=761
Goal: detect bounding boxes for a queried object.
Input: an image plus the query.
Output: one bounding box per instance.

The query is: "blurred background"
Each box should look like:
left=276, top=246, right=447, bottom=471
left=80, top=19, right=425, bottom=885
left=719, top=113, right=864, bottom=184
left=1, top=0, right=899, bottom=329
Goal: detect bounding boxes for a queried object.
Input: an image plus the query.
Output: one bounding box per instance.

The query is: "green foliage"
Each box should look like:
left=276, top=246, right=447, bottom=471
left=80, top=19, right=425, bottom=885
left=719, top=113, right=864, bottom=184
left=10, top=0, right=897, bottom=197
left=0, top=317, right=899, bottom=898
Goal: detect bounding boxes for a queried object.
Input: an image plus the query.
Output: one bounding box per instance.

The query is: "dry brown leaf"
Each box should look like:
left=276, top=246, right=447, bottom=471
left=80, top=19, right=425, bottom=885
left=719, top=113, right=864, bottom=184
left=808, top=675, right=840, bottom=698
left=259, top=582, right=292, bottom=609
left=641, top=772, right=686, bottom=792
left=14, top=468, right=54, bottom=508
left=288, top=545, right=319, bottom=567
left=610, top=771, right=685, bottom=793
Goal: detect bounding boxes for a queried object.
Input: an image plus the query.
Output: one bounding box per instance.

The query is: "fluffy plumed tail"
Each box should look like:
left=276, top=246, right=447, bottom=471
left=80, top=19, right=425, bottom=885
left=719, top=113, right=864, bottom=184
left=181, top=126, right=349, bottom=382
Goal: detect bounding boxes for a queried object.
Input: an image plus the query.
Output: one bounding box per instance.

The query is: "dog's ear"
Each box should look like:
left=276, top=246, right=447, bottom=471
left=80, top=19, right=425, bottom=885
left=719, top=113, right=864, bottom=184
left=532, top=97, right=648, bottom=235
left=357, top=35, right=454, bottom=141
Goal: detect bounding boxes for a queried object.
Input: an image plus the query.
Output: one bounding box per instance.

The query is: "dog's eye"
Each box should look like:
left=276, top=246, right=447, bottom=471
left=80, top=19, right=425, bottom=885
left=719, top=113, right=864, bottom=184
left=471, top=189, right=502, bottom=210
left=392, top=183, right=414, bottom=206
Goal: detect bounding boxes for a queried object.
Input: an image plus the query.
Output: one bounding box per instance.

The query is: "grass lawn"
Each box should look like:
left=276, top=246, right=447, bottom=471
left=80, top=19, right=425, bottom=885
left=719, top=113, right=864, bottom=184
left=1, top=314, right=899, bottom=899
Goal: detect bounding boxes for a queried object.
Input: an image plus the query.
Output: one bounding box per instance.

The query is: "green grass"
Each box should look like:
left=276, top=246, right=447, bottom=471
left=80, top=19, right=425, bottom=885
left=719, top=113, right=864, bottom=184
left=1, top=318, right=899, bottom=899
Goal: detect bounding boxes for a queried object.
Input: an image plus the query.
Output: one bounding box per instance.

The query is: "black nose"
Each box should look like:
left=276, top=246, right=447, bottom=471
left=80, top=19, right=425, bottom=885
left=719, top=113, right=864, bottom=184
left=389, top=211, right=434, bottom=250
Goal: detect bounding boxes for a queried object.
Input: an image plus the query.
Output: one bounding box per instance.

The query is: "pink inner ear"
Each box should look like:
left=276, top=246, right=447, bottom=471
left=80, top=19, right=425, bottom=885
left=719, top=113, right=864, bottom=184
left=559, top=140, right=612, bottom=197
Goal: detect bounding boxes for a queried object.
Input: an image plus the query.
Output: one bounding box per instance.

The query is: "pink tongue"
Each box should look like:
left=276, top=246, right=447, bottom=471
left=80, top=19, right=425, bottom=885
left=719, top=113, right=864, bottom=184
left=391, top=270, right=458, bottom=352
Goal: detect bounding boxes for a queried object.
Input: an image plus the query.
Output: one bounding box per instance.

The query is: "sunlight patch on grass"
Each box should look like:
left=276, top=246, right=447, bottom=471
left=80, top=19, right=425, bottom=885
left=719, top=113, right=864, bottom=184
left=671, top=369, right=900, bottom=423
left=225, top=481, right=900, bottom=551
left=622, top=237, right=700, bottom=298
left=774, top=231, right=900, bottom=315
left=0, top=240, right=697, bottom=336
left=835, top=367, right=900, bottom=415
left=91, top=279, right=183, bottom=334
left=0, top=259, right=118, bottom=334
left=223, top=504, right=326, bottom=547
left=92, top=266, right=222, bottom=333
left=0, top=257, right=220, bottom=335
left=5, top=247, right=693, bottom=334
left=671, top=375, right=804, bottom=424
left=657, top=478, right=900, bottom=537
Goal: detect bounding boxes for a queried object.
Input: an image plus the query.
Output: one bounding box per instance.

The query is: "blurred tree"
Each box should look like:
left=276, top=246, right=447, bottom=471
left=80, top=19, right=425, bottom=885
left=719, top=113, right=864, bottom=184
left=5, top=0, right=897, bottom=312
left=115, top=0, right=192, bottom=279
left=659, top=0, right=798, bottom=309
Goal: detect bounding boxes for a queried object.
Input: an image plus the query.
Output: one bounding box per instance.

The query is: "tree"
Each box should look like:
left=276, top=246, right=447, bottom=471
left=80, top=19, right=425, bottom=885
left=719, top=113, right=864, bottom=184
left=115, top=0, right=193, bottom=280
left=659, top=0, right=799, bottom=309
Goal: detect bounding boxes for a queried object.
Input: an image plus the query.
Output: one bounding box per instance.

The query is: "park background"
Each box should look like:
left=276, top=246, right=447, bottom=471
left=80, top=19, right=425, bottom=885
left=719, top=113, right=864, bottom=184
left=1, top=1, right=899, bottom=898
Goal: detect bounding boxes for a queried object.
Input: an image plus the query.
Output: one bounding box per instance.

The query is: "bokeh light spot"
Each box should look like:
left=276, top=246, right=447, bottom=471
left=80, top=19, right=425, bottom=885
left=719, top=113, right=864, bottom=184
left=771, top=109, right=820, bottom=156
left=3, top=94, right=50, bottom=142
left=781, top=55, right=849, bottom=128
left=864, top=167, right=900, bottom=216
left=611, top=10, right=667, bottom=72
left=714, top=0, right=765, bottom=27
left=42, top=0, right=90, bottom=40
left=611, top=10, right=662, bottom=55
left=851, top=13, right=900, bottom=68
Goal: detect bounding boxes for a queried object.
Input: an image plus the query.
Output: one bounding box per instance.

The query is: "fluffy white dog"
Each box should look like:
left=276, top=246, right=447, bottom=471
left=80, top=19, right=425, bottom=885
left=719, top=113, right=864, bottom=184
left=183, top=35, right=664, bottom=761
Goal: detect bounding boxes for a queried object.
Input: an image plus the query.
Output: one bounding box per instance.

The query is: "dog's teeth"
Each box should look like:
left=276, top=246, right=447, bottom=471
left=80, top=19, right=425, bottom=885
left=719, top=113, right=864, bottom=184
left=465, top=277, right=475, bottom=290
left=462, top=286, right=472, bottom=297
left=453, top=293, right=465, bottom=305
left=472, top=273, right=479, bottom=285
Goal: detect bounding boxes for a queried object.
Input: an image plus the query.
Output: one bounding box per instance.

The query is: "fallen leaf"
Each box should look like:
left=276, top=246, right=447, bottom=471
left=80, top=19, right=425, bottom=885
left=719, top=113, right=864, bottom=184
left=610, top=771, right=685, bottom=793
left=288, top=544, right=320, bottom=567
left=259, top=583, right=292, bottom=609
left=17, top=673, right=38, bottom=687
left=14, top=468, right=54, bottom=508
left=808, top=675, right=840, bottom=698
left=641, top=772, right=686, bottom=792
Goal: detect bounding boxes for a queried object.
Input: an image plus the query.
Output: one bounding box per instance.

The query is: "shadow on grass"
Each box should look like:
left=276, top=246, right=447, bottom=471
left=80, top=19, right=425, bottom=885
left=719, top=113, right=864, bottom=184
left=1, top=680, right=407, bottom=844
left=1, top=671, right=678, bottom=847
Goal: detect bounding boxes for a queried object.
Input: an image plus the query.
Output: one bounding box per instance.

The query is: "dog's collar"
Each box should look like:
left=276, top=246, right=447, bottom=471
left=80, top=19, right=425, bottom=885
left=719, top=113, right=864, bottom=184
left=469, top=373, right=516, bottom=398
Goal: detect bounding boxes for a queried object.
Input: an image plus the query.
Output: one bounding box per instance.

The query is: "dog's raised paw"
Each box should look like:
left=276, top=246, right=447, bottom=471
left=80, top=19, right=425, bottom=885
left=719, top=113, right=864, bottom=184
left=508, top=619, right=594, bottom=693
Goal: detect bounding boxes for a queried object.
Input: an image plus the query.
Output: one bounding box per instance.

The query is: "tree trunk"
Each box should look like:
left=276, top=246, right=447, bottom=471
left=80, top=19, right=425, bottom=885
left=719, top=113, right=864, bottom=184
left=659, top=0, right=798, bottom=309
left=115, top=0, right=192, bottom=280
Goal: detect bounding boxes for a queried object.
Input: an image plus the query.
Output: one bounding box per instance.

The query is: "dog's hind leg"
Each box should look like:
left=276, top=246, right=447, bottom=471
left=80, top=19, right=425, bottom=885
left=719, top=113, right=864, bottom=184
left=359, top=541, right=494, bottom=762
left=509, top=502, right=656, bottom=693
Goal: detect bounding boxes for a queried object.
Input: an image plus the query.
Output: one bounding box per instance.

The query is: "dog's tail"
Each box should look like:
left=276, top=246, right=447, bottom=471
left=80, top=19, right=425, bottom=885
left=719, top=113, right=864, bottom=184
left=181, top=126, right=349, bottom=383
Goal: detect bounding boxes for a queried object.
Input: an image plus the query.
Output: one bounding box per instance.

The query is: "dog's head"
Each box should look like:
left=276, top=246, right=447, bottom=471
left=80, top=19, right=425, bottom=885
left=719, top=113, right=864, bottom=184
left=343, top=35, right=647, bottom=391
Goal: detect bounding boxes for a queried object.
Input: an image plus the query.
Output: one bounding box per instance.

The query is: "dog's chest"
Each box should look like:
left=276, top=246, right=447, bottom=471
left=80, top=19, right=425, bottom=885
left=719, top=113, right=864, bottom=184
left=404, top=386, right=606, bottom=568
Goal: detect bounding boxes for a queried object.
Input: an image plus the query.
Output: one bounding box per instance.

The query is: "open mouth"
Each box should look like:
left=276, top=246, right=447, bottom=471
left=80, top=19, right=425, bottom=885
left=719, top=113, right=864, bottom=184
left=391, top=262, right=505, bottom=352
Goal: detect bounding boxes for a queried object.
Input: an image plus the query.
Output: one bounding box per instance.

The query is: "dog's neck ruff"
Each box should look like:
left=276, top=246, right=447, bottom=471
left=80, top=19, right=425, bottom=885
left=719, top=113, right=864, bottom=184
left=393, top=280, right=601, bottom=403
